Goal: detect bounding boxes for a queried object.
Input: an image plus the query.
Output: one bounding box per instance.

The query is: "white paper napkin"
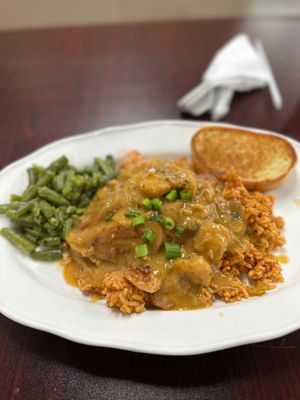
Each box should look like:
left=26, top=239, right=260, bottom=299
left=177, top=33, right=282, bottom=120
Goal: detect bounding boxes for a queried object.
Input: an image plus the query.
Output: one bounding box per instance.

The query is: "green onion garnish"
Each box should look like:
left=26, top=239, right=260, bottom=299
left=142, top=198, right=152, bottom=210
left=132, top=215, right=145, bottom=227
left=125, top=209, right=140, bottom=218
left=162, top=216, right=175, bottom=230
left=175, top=226, right=185, bottom=237
left=106, top=210, right=116, bottom=221
left=151, top=198, right=162, bottom=211
left=135, top=243, right=148, bottom=258
left=165, top=190, right=178, bottom=202
left=142, top=230, right=155, bottom=244
left=180, top=190, right=192, bottom=202
left=164, top=242, right=181, bottom=259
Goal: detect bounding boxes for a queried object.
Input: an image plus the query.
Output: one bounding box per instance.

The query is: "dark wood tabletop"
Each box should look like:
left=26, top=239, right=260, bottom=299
left=0, top=17, right=300, bottom=400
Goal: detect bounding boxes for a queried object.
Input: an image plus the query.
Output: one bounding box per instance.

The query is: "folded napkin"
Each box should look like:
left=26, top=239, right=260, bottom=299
left=177, top=33, right=282, bottom=120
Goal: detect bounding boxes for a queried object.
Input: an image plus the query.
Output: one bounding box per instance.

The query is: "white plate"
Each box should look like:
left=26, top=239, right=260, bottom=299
left=0, top=120, right=300, bottom=356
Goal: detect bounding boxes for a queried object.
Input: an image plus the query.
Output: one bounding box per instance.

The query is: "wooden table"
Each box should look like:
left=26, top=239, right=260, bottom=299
left=0, top=18, right=300, bottom=400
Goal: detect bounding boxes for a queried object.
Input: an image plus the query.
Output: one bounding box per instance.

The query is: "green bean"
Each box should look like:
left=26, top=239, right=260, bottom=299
left=62, top=218, right=74, bottom=238
left=22, top=170, right=54, bottom=201
left=81, top=165, right=93, bottom=174
left=92, top=171, right=106, bottom=188
left=83, top=176, right=93, bottom=191
left=76, top=208, right=85, bottom=215
left=39, top=237, right=61, bottom=248
left=0, top=204, right=12, bottom=214
left=91, top=158, right=99, bottom=172
left=24, top=233, right=39, bottom=243
left=9, top=215, right=41, bottom=228
left=86, top=189, right=95, bottom=198
left=48, top=156, right=68, bottom=173
left=39, top=199, right=56, bottom=219
left=1, top=153, right=118, bottom=262
left=56, top=207, right=67, bottom=222
left=67, top=168, right=76, bottom=177
left=5, top=208, right=27, bottom=220
left=95, top=157, right=112, bottom=177
left=73, top=175, right=85, bottom=188
left=78, top=195, right=90, bottom=208
left=62, top=178, right=74, bottom=199
left=44, top=223, right=59, bottom=237
left=0, top=202, right=27, bottom=214
left=49, top=217, right=59, bottom=227
left=52, top=172, right=66, bottom=192
left=106, top=155, right=116, bottom=170
left=10, top=194, right=22, bottom=202
left=24, top=227, right=45, bottom=239
left=13, top=201, right=35, bottom=218
left=71, top=192, right=81, bottom=203
left=31, top=203, right=43, bottom=224
left=32, top=164, right=44, bottom=175
left=37, top=170, right=55, bottom=186
left=65, top=206, right=76, bottom=215
left=31, top=249, right=63, bottom=261
left=38, top=186, right=69, bottom=206
left=97, top=155, right=116, bottom=179
left=1, top=227, right=36, bottom=254
left=4, top=210, right=16, bottom=219
left=27, top=168, right=37, bottom=185
left=72, top=214, right=79, bottom=224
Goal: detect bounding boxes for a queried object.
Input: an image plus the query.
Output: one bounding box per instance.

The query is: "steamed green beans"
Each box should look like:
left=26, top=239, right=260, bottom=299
left=0, top=154, right=117, bottom=261
left=38, top=187, right=70, bottom=206
left=31, top=249, right=63, bottom=261
left=1, top=227, right=36, bottom=254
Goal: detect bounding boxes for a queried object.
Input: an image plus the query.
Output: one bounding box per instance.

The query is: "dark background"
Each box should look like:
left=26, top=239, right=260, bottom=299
left=0, top=18, right=300, bottom=400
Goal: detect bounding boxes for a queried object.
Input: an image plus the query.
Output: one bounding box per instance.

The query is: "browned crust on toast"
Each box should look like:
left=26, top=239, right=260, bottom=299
left=192, top=126, right=297, bottom=191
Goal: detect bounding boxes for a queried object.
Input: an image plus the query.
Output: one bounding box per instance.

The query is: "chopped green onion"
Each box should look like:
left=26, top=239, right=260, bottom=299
left=165, top=190, right=178, bottom=202
left=142, top=198, right=152, bottom=210
left=151, top=198, right=162, bottom=211
left=132, top=215, right=145, bottom=227
left=135, top=243, right=148, bottom=258
left=164, top=242, right=181, bottom=259
left=175, top=226, right=185, bottom=237
left=106, top=210, right=116, bottom=221
left=142, top=230, right=155, bottom=244
left=162, top=216, right=175, bottom=230
left=125, top=209, right=140, bottom=218
left=180, top=190, right=192, bottom=202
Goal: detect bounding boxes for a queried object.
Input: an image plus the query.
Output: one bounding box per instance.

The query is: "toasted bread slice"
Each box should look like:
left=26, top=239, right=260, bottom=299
left=192, top=126, right=297, bottom=191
